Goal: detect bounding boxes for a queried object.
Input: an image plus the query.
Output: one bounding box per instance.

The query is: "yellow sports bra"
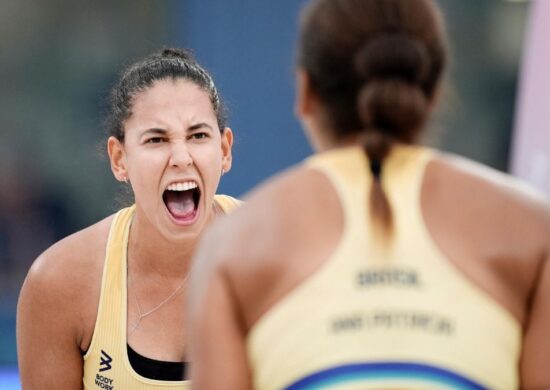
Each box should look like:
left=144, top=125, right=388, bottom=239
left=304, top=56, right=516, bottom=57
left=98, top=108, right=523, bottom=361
left=83, top=195, right=241, bottom=389
left=246, top=146, right=521, bottom=390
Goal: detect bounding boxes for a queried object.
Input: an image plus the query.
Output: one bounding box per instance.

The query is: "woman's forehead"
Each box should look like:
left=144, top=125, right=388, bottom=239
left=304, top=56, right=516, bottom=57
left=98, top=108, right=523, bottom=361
left=133, top=78, right=211, bottom=107
left=130, top=79, right=215, bottom=118
left=125, top=79, right=217, bottom=131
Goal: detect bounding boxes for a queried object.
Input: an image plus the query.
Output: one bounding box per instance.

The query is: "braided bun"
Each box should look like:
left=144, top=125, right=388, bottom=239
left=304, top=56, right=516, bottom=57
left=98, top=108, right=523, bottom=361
left=357, top=79, right=428, bottom=141
left=355, top=34, right=430, bottom=139
left=354, top=34, right=429, bottom=84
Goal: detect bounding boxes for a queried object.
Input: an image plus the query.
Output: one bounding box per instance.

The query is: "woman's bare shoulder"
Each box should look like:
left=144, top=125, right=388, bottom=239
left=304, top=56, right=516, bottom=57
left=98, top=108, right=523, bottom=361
left=206, top=165, right=331, bottom=259
left=33, top=214, right=113, bottom=274
left=18, top=212, right=118, bottom=349
left=195, top=163, right=342, bottom=296
left=192, top=165, right=342, bottom=324
left=430, top=152, right=550, bottom=225
left=22, top=213, right=116, bottom=305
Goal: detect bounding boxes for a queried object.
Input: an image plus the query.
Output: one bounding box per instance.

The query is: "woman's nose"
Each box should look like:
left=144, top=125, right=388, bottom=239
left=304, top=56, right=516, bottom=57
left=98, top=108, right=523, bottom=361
left=169, top=142, right=193, bottom=168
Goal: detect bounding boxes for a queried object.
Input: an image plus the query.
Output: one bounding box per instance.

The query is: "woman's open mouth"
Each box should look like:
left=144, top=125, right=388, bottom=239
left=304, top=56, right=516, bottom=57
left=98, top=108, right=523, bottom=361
left=162, top=180, right=201, bottom=225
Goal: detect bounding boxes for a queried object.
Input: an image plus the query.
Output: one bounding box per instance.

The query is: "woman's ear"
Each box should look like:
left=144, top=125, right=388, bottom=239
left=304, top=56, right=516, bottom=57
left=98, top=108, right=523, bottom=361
left=107, top=136, right=128, bottom=182
left=295, top=68, right=317, bottom=120
left=294, top=68, right=328, bottom=152
left=220, top=128, right=233, bottom=174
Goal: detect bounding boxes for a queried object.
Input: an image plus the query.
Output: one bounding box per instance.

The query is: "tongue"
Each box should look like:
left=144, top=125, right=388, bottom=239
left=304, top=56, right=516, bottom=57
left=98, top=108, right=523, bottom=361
left=165, top=191, right=196, bottom=219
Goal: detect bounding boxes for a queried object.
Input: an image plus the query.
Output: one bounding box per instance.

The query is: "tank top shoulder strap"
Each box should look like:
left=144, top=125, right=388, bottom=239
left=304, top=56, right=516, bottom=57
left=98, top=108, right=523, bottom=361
left=214, top=194, right=242, bottom=214
left=84, top=205, right=135, bottom=361
left=385, top=144, right=434, bottom=196
left=305, top=146, right=370, bottom=226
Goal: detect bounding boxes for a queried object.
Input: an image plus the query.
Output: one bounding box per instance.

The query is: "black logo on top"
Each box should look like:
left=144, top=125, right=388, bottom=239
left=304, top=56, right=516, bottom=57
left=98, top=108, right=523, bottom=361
left=99, top=350, right=113, bottom=372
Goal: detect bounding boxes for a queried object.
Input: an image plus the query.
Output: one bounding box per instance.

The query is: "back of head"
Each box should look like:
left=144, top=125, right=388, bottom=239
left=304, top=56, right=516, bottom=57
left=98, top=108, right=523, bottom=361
left=298, top=0, right=448, bottom=236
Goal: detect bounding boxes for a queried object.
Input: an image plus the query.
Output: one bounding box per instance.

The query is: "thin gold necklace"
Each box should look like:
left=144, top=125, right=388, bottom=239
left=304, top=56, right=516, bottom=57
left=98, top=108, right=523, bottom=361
left=127, top=201, right=219, bottom=336
left=128, top=274, right=188, bottom=337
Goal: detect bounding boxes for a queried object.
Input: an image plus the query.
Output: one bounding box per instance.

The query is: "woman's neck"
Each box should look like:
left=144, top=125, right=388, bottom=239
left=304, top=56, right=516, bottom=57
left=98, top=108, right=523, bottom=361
left=127, top=212, right=205, bottom=279
left=126, top=199, right=223, bottom=278
left=317, top=136, right=361, bottom=153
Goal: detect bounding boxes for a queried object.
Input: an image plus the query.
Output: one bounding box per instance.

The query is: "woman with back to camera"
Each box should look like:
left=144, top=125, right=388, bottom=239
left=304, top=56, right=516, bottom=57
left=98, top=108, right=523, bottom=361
left=187, top=1, right=550, bottom=389
left=17, top=48, right=239, bottom=389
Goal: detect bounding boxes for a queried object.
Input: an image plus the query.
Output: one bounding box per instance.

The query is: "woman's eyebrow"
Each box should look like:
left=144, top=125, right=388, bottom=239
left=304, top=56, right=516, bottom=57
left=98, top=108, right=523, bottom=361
left=141, top=128, right=168, bottom=136
left=188, top=122, right=213, bottom=131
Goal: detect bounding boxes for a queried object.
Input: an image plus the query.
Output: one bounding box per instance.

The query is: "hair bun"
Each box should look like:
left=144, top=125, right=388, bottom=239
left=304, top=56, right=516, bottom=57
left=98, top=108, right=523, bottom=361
left=354, top=33, right=429, bottom=85
left=161, top=47, right=195, bottom=61
left=357, top=79, right=428, bottom=138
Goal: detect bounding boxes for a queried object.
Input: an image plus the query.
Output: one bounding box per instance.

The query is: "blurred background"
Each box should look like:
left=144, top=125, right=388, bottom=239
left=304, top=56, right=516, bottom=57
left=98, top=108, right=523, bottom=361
left=0, top=0, right=544, bottom=387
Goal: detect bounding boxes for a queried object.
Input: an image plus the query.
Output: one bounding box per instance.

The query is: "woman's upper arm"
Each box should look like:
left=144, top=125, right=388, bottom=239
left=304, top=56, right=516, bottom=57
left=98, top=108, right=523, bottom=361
left=187, top=224, right=253, bottom=390
left=520, top=247, right=550, bottom=388
left=17, top=254, right=85, bottom=389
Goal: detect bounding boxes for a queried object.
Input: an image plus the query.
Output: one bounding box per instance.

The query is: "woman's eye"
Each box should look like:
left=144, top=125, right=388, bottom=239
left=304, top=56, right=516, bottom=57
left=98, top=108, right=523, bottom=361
left=146, top=137, right=164, bottom=144
left=191, top=132, right=208, bottom=140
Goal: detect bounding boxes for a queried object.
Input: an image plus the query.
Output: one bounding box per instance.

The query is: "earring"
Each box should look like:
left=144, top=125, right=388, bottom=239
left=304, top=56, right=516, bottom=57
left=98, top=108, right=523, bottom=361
left=123, top=175, right=128, bottom=184
left=221, top=168, right=225, bottom=176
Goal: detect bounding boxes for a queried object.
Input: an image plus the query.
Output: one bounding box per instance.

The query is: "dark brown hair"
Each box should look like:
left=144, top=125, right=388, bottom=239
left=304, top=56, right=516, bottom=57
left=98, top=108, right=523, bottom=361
left=105, top=48, right=227, bottom=143
left=298, top=0, right=447, bottom=236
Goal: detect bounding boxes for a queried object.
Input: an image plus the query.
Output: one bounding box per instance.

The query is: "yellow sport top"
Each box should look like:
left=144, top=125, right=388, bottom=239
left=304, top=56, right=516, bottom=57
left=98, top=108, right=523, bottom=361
left=83, top=195, right=241, bottom=389
left=246, top=146, right=521, bottom=390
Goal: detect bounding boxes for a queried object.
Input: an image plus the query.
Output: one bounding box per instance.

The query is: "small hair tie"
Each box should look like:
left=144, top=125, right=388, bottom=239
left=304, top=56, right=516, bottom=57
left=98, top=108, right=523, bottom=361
left=370, top=158, right=382, bottom=180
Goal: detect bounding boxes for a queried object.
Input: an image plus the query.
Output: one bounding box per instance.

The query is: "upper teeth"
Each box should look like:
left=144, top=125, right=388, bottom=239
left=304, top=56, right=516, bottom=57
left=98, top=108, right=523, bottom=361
left=167, top=181, right=198, bottom=191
